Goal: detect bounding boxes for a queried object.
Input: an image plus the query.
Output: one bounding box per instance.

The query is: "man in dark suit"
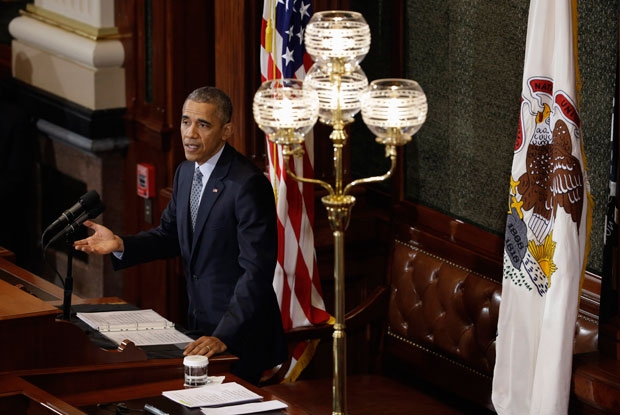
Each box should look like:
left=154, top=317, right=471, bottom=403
left=74, top=86, right=286, bottom=384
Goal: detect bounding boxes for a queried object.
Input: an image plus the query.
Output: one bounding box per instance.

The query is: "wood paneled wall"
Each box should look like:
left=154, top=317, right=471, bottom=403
left=115, top=0, right=216, bottom=322
left=112, top=1, right=616, bottom=364
left=114, top=0, right=395, bottom=324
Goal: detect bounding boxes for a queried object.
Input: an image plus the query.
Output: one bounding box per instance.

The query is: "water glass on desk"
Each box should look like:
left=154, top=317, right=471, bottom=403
left=183, top=355, right=209, bottom=387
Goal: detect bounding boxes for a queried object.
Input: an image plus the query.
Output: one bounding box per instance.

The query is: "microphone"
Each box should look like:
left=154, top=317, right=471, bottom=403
left=42, top=190, right=101, bottom=245
left=44, top=202, right=106, bottom=249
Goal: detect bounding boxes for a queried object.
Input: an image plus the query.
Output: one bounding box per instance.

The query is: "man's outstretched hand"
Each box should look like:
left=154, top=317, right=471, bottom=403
left=73, top=220, right=124, bottom=255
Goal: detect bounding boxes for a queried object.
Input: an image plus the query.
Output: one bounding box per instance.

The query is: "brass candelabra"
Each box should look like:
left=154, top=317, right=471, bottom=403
left=253, top=10, right=427, bottom=415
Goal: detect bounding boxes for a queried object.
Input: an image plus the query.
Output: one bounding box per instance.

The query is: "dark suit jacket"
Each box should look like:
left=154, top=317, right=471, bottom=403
left=112, top=143, right=286, bottom=383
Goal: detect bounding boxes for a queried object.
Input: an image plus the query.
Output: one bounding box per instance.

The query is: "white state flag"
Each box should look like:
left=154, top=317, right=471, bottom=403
left=491, top=0, right=592, bottom=414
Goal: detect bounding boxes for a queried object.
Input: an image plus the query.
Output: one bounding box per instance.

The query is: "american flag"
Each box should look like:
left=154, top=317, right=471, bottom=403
left=260, top=0, right=331, bottom=382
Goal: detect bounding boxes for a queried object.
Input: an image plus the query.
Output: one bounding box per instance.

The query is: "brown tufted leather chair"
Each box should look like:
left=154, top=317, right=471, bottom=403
left=263, top=222, right=599, bottom=413
left=381, top=237, right=598, bottom=411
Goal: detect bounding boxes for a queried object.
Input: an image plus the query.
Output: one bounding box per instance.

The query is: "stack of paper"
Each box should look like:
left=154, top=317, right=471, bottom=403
left=162, top=382, right=288, bottom=414
left=76, top=309, right=194, bottom=346
left=201, top=401, right=288, bottom=415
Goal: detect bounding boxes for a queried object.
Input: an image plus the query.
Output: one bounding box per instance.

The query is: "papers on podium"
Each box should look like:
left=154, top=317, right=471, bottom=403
left=201, top=400, right=288, bottom=414
left=162, top=382, right=263, bottom=408
left=76, top=309, right=194, bottom=346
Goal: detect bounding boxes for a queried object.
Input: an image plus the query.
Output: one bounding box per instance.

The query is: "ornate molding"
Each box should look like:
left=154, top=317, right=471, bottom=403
left=9, top=15, right=124, bottom=68
left=34, top=0, right=115, bottom=28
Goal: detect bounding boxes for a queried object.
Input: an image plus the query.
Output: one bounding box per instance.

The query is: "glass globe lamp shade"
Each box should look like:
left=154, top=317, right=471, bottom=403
left=361, top=79, right=428, bottom=146
left=305, top=10, right=371, bottom=71
left=253, top=79, right=319, bottom=145
left=305, top=63, right=368, bottom=125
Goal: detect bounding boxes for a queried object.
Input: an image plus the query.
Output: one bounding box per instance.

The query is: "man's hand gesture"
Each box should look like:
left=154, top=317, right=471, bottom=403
left=74, top=220, right=124, bottom=255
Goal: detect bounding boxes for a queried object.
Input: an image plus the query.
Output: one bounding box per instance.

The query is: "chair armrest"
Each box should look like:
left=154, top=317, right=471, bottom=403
left=284, top=285, right=389, bottom=342
left=260, top=285, right=390, bottom=385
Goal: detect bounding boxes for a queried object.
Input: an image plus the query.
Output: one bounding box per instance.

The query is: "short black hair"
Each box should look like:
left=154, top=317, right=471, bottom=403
left=185, top=86, right=233, bottom=124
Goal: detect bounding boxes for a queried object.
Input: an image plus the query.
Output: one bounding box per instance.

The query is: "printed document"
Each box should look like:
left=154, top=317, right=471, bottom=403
left=201, top=400, right=288, bottom=414
left=162, top=382, right=263, bottom=408
left=76, top=309, right=193, bottom=346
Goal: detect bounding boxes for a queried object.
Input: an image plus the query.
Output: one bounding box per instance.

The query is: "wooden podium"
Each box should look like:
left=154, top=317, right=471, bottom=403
left=0, top=279, right=149, bottom=373
left=0, top=256, right=250, bottom=414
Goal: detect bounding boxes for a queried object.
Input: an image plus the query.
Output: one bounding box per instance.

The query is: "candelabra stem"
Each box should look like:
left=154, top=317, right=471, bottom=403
left=332, top=229, right=346, bottom=415
left=329, top=117, right=347, bottom=192
left=282, top=145, right=334, bottom=195
left=323, top=196, right=355, bottom=415
left=343, top=145, right=398, bottom=194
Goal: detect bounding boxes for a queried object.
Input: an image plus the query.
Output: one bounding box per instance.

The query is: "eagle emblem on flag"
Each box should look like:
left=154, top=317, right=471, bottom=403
left=504, top=76, right=584, bottom=296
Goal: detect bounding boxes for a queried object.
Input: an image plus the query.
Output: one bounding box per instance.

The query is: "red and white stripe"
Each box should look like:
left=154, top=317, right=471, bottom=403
left=260, top=0, right=330, bottom=363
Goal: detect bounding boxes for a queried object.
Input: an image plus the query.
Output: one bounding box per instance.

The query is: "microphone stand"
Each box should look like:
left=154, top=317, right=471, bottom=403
left=61, top=228, right=77, bottom=321
left=43, top=201, right=105, bottom=321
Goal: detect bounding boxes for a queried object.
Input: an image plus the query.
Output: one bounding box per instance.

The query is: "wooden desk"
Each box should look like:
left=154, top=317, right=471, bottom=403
left=0, top=275, right=148, bottom=373
left=0, top=255, right=79, bottom=307
left=0, top=374, right=88, bottom=415
left=74, top=374, right=309, bottom=415
left=0, top=255, right=307, bottom=414
left=1, top=365, right=307, bottom=415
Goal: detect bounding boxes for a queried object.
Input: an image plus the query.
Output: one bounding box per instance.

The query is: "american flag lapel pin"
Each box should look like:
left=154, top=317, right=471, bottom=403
left=213, top=189, right=218, bottom=193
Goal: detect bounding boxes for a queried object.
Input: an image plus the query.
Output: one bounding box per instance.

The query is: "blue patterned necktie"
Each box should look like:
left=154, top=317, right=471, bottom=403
left=190, top=166, right=203, bottom=230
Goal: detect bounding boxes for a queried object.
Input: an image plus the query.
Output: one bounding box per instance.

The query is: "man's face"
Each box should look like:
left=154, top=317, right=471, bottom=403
left=180, top=100, right=231, bottom=165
